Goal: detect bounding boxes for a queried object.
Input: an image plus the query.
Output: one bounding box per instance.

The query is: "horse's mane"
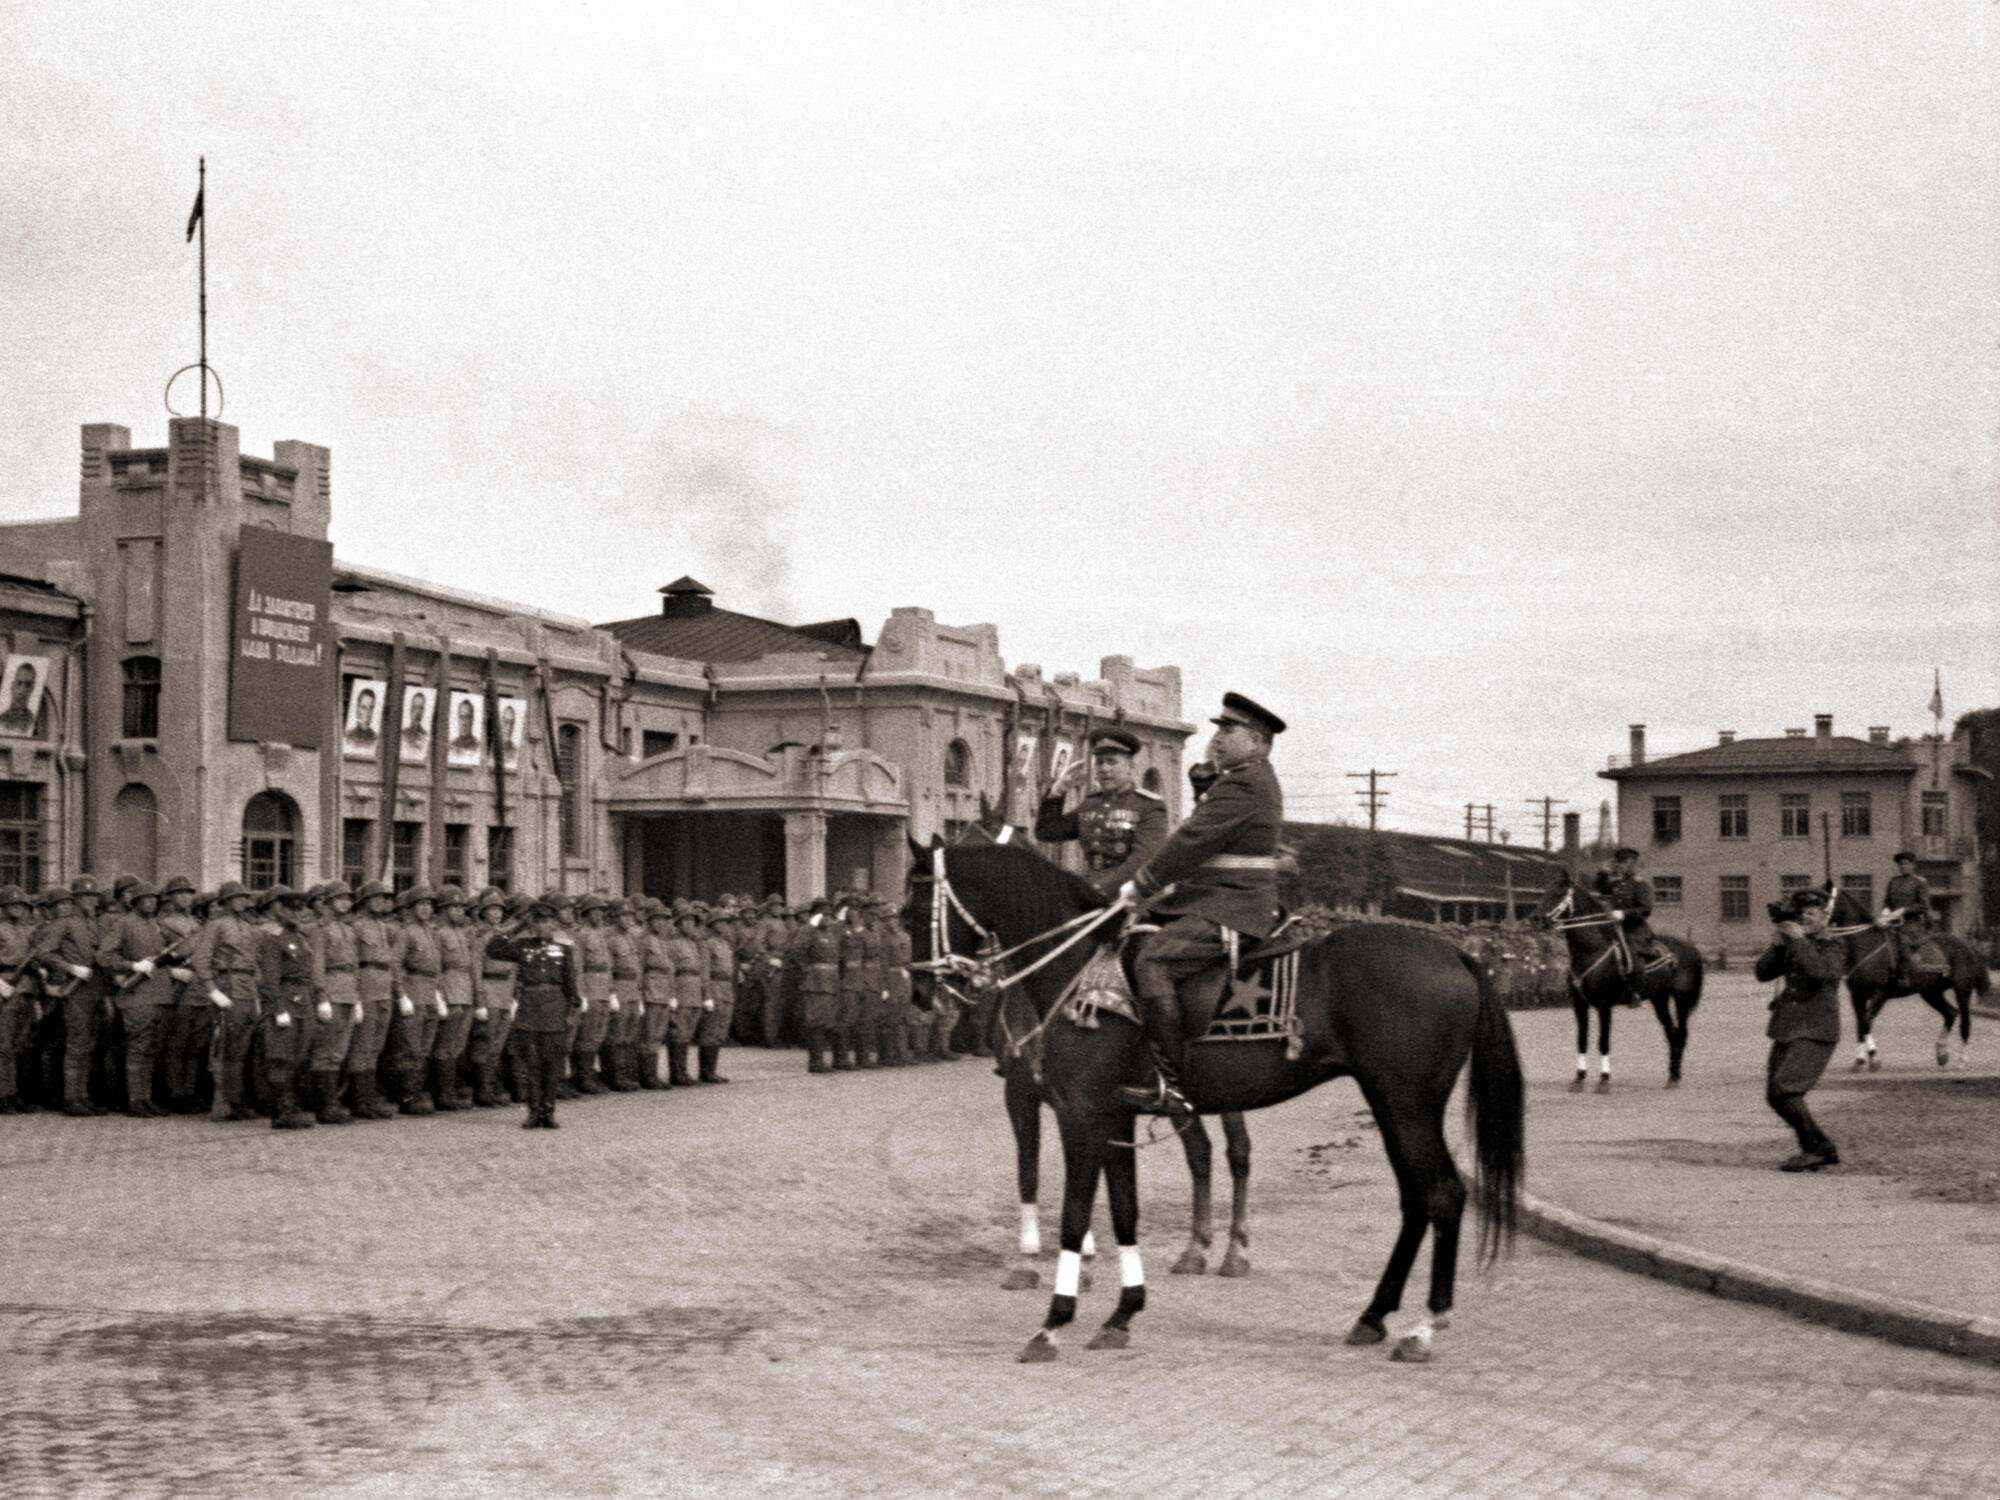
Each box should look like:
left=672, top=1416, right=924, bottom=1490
left=945, top=840, right=1109, bottom=938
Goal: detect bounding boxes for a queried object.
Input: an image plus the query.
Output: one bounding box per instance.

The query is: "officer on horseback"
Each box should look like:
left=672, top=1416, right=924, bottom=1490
left=1880, top=851, right=1943, bottom=989
left=1035, top=726, right=1167, bottom=897
left=1594, top=846, right=1664, bottom=999
left=1116, top=693, right=1285, bottom=1114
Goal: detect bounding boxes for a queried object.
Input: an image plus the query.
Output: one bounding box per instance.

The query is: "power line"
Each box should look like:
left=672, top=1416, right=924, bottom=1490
left=1524, top=795, right=1570, bottom=851
left=1345, top=768, right=1397, bottom=830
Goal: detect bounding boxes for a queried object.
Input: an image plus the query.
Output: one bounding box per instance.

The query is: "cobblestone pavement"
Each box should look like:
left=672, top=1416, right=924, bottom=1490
left=4, top=1046, right=1999, bottom=1498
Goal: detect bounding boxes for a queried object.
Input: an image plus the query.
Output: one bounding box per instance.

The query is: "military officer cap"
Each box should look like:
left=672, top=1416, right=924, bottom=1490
left=526, top=896, right=560, bottom=919
left=1612, top=846, right=1639, bottom=861
left=355, top=879, right=393, bottom=902
left=1212, top=692, right=1286, bottom=737
left=1893, top=850, right=1916, bottom=863
left=434, top=885, right=467, bottom=909
left=1088, top=725, right=1141, bottom=756
left=125, top=880, right=158, bottom=903
left=216, top=880, right=251, bottom=904
left=0, top=884, right=30, bottom=909
left=399, top=883, right=436, bottom=909
left=161, top=874, right=197, bottom=896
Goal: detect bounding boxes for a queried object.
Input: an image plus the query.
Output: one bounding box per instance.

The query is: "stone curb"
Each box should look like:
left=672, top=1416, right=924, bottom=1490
left=1515, top=1190, right=2000, bottom=1366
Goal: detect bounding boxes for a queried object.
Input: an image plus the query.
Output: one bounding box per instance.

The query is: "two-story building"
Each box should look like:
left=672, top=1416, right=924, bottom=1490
left=1601, top=716, right=1988, bottom=953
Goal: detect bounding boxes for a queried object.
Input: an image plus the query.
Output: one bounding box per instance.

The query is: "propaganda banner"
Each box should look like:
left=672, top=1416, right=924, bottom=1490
left=398, top=685, right=436, bottom=765
left=343, top=678, right=388, bottom=759
left=228, top=526, right=333, bottom=746
left=445, top=690, right=485, bottom=768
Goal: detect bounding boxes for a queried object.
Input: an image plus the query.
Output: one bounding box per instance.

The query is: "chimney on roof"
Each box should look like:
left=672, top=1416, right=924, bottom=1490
left=1718, top=731, right=1735, bottom=745
left=1869, top=725, right=1890, bottom=745
left=1628, top=724, right=1646, bottom=766
left=1814, top=713, right=1832, bottom=754
left=658, top=576, right=714, bottom=619
left=1562, top=811, right=1581, bottom=857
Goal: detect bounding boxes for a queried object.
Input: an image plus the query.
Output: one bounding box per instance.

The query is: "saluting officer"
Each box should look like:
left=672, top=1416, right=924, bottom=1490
left=486, top=898, right=583, bottom=1128
left=1035, top=725, right=1168, bottom=895
left=1121, top=692, right=1287, bottom=1114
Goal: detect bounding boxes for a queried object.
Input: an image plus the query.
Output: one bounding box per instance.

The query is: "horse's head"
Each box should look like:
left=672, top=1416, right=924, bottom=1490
left=1531, top=867, right=1589, bottom=927
left=902, top=838, right=1106, bottom=969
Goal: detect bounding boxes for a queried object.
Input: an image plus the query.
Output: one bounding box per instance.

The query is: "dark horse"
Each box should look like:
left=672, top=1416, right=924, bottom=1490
left=1825, top=888, right=1987, bottom=1070
left=907, top=841, right=1523, bottom=1363
left=931, top=823, right=1253, bottom=1284
left=1536, top=869, right=1703, bottom=1091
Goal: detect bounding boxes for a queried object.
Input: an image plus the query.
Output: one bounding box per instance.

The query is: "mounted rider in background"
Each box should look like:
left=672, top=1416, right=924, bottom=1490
left=1593, top=846, right=1665, bottom=1000
left=1881, top=850, right=1945, bottom=989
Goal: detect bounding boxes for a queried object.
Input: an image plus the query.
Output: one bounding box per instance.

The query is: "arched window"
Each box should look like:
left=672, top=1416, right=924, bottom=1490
left=243, top=790, right=299, bottom=890
left=1142, top=768, right=1163, bottom=795
left=122, top=657, right=160, bottom=738
left=944, top=739, right=972, bottom=788
left=114, top=783, right=158, bottom=882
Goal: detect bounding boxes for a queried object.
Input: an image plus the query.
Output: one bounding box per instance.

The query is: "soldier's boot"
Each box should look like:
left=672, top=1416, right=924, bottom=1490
left=637, top=1045, right=665, bottom=1090
left=931, top=1019, right=961, bottom=1062
left=314, top=1070, right=353, bottom=1125
left=571, top=1047, right=606, bottom=1095
left=832, top=1031, right=857, bottom=1071
left=612, top=1043, right=641, bottom=1092
left=882, top=1023, right=908, bottom=1066
left=62, top=1059, right=105, bottom=1117
left=856, top=1033, right=879, bottom=1069
left=399, top=1060, right=436, bottom=1116
left=1119, top=988, right=1193, bottom=1116
left=667, top=1043, right=696, bottom=1087
left=697, top=1045, right=730, bottom=1084
left=125, top=1058, right=164, bottom=1118
left=350, top=1071, right=390, bottom=1120
left=469, top=1063, right=500, bottom=1107
left=806, top=1029, right=831, bottom=1074
left=430, top=1059, right=463, bottom=1111
left=271, top=1082, right=316, bottom=1131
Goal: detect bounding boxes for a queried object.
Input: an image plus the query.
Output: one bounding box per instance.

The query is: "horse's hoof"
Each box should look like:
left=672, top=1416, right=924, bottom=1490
left=1218, top=1250, right=1250, bottom=1278
left=1937, top=1044, right=1951, bottom=1067
left=1851, top=1057, right=1868, bottom=1072
left=1017, top=1332, right=1059, bottom=1364
left=1345, top=1317, right=1386, bottom=1346
left=1086, top=1326, right=1130, bottom=1351
left=1169, top=1250, right=1206, bottom=1275
left=1567, top=1077, right=1585, bottom=1093
left=1390, top=1335, right=1435, bottom=1364
left=999, top=1267, right=1040, bottom=1291
left=1594, top=1077, right=1611, bottom=1095
left=1663, top=1076, right=1681, bottom=1090
left=1867, top=1054, right=1882, bottom=1073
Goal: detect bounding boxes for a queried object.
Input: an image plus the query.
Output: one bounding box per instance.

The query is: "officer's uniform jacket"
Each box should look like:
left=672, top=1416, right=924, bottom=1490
left=155, top=908, right=202, bottom=1004
left=436, top=921, right=475, bottom=1008
left=838, top=921, right=868, bottom=991
left=485, top=931, right=581, bottom=1033
left=574, top=924, right=613, bottom=1004
left=802, top=922, right=841, bottom=994
left=1035, top=783, right=1168, bottom=895
left=190, top=912, right=266, bottom=1007
left=256, top=923, right=320, bottom=1022
left=30, top=911, right=101, bottom=988
left=1885, top=873, right=1934, bottom=927
left=0, top=914, right=34, bottom=996
left=316, top=914, right=360, bottom=1007
left=1594, top=871, right=1654, bottom=933
left=1753, top=930, right=1845, bottom=1044
left=96, top=910, right=176, bottom=1009
left=856, top=924, right=885, bottom=997
left=1131, top=755, right=1284, bottom=939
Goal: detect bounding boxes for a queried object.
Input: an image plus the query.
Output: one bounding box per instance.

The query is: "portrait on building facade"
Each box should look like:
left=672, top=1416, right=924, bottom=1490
left=1048, top=739, right=1075, bottom=787
left=0, top=654, right=52, bottom=738
left=446, top=691, right=485, bottom=768
left=399, top=685, right=435, bottom=765
left=496, top=696, right=526, bottom=771
left=342, top=677, right=387, bottom=758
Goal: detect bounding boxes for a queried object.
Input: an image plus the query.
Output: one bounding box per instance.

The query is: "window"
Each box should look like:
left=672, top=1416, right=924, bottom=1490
left=557, top=722, right=583, bottom=857
left=944, top=739, right=972, bottom=788
left=642, top=729, right=678, bottom=759
left=242, top=791, right=299, bottom=890
left=1652, top=875, right=1683, bottom=906
left=1718, top=794, right=1748, bottom=840
left=443, top=823, right=469, bottom=889
left=1840, top=874, right=1872, bottom=908
left=487, top=826, right=514, bottom=892
left=342, top=818, right=373, bottom=888
left=121, top=656, right=160, bottom=738
left=0, top=781, right=44, bottom=890
left=392, top=821, right=421, bottom=893
left=1719, top=875, right=1750, bottom=922
left=1651, top=796, right=1681, bottom=844
left=1779, top=793, right=1810, bottom=839
left=1840, top=792, right=1872, bottom=838
left=1922, top=792, right=1947, bottom=838
left=1779, top=874, right=1813, bottom=896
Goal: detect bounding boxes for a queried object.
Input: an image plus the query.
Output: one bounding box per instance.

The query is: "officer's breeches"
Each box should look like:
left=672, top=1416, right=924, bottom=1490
left=467, top=1008, right=514, bottom=1074
left=517, top=1030, right=564, bottom=1112
left=212, top=1005, right=258, bottom=1108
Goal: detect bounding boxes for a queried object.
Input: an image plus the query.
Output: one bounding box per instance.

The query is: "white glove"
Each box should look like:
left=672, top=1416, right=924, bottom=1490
left=170, top=967, right=194, bottom=984
left=350, top=1002, right=365, bottom=1022
left=508, top=1000, right=519, bottom=1018
left=274, top=1011, right=293, bottom=1029
left=210, top=988, right=233, bottom=1011
left=434, top=994, right=448, bottom=1019
left=1116, top=881, right=1138, bottom=905
left=1608, top=910, right=1624, bottom=922
left=578, top=997, right=588, bottom=1013
left=608, top=994, right=621, bottom=1013
left=397, top=992, right=415, bottom=1016
left=473, top=1005, right=489, bottom=1022
left=132, top=959, right=156, bottom=977
left=0, top=978, right=13, bottom=1000
left=67, top=963, right=93, bottom=980
left=668, top=999, right=679, bottom=1011
left=703, top=998, right=715, bottom=1012
left=316, top=999, right=333, bottom=1022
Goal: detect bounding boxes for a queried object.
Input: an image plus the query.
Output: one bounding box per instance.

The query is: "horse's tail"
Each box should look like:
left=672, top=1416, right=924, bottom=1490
left=1460, top=951, right=1523, bottom=1264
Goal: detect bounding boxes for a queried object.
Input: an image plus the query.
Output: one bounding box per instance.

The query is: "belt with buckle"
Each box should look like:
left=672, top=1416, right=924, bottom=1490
left=1200, top=855, right=1278, bottom=872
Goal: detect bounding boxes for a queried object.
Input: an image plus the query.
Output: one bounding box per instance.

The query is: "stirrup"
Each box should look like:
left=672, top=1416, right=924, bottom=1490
left=1118, top=1075, right=1191, bottom=1116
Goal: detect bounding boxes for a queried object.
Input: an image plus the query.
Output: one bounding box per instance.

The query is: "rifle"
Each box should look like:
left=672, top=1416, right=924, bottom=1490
left=112, top=930, right=199, bottom=991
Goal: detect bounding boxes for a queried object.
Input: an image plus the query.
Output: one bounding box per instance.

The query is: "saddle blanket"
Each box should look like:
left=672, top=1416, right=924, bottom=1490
left=1061, top=943, right=1305, bottom=1058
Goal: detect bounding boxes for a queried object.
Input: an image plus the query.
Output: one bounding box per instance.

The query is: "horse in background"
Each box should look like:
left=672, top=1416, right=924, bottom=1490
left=909, top=839, right=1522, bottom=1364
left=1825, top=886, right=1987, bottom=1069
left=1536, top=869, right=1703, bottom=1091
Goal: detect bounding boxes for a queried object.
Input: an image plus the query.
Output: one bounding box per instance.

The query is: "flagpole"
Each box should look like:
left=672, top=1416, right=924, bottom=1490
left=197, top=156, right=207, bottom=421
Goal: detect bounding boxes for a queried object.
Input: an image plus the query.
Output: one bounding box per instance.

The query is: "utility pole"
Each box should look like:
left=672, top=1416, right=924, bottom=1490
left=1346, top=768, right=1397, bottom=830
left=1465, top=803, right=1476, bottom=841
left=1525, top=795, right=1570, bottom=851
left=1481, top=804, right=1497, bottom=843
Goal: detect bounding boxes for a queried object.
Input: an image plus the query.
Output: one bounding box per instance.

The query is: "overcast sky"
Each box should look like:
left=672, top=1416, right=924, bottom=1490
left=3, top=1, right=1994, bottom=840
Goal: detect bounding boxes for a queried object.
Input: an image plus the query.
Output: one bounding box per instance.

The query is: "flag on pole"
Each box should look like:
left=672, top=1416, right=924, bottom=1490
left=1928, top=669, right=1944, bottom=722
left=185, top=182, right=204, bottom=242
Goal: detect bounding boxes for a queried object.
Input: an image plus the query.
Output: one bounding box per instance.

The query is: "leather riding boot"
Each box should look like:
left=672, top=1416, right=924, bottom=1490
left=1119, top=988, right=1192, bottom=1114
left=272, top=1083, right=316, bottom=1131
left=400, top=1060, right=436, bottom=1115
left=697, top=1045, right=730, bottom=1084
left=832, top=1031, right=857, bottom=1071
left=572, top=1047, right=606, bottom=1095
left=314, top=1070, right=352, bottom=1125
left=637, top=1045, right=664, bottom=1089
left=430, top=1059, right=463, bottom=1111
left=350, top=1071, right=390, bottom=1120
left=667, top=1043, right=695, bottom=1087
left=931, top=1019, right=961, bottom=1062
left=614, top=1043, right=641, bottom=1091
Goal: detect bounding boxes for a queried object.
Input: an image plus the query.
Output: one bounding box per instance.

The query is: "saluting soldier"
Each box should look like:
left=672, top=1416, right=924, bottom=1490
left=95, top=880, right=176, bottom=1116
left=0, top=885, right=38, bottom=1112
left=1121, top=692, right=1287, bottom=1114
left=388, top=885, right=446, bottom=1116
left=1035, top=725, right=1168, bottom=895
left=605, top=900, right=645, bottom=1091
left=430, top=887, right=477, bottom=1110
left=467, top=888, right=519, bottom=1107
left=484, top=898, right=582, bottom=1128
left=1881, top=851, right=1943, bottom=989
left=253, top=887, right=320, bottom=1130
left=345, top=881, right=401, bottom=1120
left=188, top=882, right=266, bottom=1122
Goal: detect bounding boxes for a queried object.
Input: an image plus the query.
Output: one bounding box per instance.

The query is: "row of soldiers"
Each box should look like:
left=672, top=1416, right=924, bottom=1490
left=0, top=874, right=974, bottom=1126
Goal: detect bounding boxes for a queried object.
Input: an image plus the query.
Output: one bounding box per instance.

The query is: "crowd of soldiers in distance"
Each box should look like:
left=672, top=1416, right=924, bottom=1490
left=0, top=874, right=972, bottom=1128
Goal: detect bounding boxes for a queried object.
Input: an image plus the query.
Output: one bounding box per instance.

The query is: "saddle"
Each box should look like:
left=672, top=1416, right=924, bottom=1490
left=1059, top=918, right=1311, bottom=1062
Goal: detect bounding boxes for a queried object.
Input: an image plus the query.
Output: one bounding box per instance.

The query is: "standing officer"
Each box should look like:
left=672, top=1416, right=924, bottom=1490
left=799, top=899, right=843, bottom=1074
left=253, top=887, right=320, bottom=1130
left=1881, top=851, right=1943, bottom=989
left=0, top=885, right=39, bottom=1112
left=1753, top=887, right=1845, bottom=1171
left=1594, top=846, right=1664, bottom=993
left=882, top=903, right=916, bottom=1067
left=485, top=898, right=582, bottom=1128
left=388, top=885, right=445, bottom=1115
left=1120, top=692, right=1287, bottom=1114
left=467, top=889, right=519, bottom=1106
left=431, top=887, right=477, bottom=1110
left=96, top=881, right=176, bottom=1116
left=835, top=902, right=868, bottom=1071
left=346, top=881, right=401, bottom=1120
left=1035, top=725, right=1168, bottom=895
left=188, top=882, right=265, bottom=1122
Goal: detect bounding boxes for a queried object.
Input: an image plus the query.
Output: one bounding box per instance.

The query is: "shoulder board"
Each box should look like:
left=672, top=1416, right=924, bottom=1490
left=1131, top=787, right=1162, bottom=801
